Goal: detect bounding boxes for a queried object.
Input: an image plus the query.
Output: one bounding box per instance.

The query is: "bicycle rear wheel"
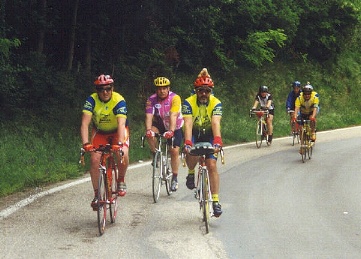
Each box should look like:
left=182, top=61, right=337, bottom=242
left=201, top=169, right=210, bottom=234
left=152, top=151, right=162, bottom=203
left=97, top=172, right=107, bottom=236
left=256, top=120, right=263, bottom=148
left=109, top=166, right=118, bottom=223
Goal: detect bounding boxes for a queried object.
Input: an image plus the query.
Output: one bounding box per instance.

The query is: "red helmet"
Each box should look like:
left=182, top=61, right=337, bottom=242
left=193, top=76, right=214, bottom=88
left=94, top=74, right=114, bottom=86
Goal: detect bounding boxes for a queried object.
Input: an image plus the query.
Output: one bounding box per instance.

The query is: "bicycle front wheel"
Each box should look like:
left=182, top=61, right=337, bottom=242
left=201, top=169, right=211, bottom=234
left=109, top=165, right=118, bottom=223
left=256, top=120, right=263, bottom=148
left=164, top=150, right=172, bottom=195
left=300, top=130, right=307, bottom=163
left=97, top=172, right=107, bottom=236
left=152, top=152, right=162, bottom=203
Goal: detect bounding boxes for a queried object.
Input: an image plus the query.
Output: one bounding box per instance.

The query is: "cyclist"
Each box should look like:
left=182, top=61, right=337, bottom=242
left=145, top=77, right=184, bottom=192
left=286, top=81, right=301, bottom=134
left=182, top=68, right=223, bottom=217
left=81, top=74, right=130, bottom=210
left=251, top=85, right=275, bottom=144
left=293, top=83, right=319, bottom=142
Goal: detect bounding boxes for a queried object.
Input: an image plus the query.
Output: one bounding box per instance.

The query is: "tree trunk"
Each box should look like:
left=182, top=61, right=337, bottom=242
left=66, top=0, right=79, bottom=71
left=0, top=0, right=6, bottom=38
left=84, top=24, right=91, bottom=73
left=36, top=0, right=47, bottom=54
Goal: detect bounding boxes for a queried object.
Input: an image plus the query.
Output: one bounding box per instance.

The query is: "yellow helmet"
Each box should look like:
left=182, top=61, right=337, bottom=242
left=154, top=77, right=170, bottom=87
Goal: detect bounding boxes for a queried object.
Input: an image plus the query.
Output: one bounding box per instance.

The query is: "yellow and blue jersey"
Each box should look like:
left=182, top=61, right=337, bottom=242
left=82, top=92, right=128, bottom=132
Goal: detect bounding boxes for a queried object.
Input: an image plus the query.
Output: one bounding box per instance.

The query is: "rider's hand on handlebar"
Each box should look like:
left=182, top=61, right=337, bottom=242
left=112, top=142, right=123, bottom=152
left=183, top=140, right=192, bottom=154
left=83, top=142, right=94, bottom=152
left=146, top=129, right=155, bottom=138
left=213, top=136, right=223, bottom=152
left=163, top=130, right=174, bottom=139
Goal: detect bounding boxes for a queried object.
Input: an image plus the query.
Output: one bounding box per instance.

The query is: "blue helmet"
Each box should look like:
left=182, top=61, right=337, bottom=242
left=292, top=81, right=301, bottom=88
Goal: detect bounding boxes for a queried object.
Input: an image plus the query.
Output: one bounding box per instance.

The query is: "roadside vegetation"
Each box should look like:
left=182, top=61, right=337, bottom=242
left=1, top=1, right=361, bottom=196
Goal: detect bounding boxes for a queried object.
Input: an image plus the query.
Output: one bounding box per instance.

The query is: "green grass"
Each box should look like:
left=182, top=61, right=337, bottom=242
left=1, top=58, right=361, bottom=197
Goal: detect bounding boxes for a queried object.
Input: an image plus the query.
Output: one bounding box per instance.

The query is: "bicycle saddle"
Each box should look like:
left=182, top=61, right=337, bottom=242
left=189, top=142, right=215, bottom=156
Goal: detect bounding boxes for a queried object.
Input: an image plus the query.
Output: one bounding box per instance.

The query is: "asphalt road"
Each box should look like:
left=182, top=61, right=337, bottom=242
left=1, top=126, right=361, bottom=258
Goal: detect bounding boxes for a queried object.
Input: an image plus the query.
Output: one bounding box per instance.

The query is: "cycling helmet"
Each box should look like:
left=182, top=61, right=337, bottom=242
left=292, top=81, right=301, bottom=88
left=94, top=74, right=114, bottom=86
left=303, top=84, right=313, bottom=93
left=154, top=77, right=170, bottom=87
left=194, top=76, right=214, bottom=88
left=259, top=85, right=268, bottom=93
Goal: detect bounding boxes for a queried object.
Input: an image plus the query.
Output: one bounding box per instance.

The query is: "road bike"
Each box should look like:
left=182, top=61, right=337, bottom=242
left=249, top=109, right=270, bottom=148
left=141, top=133, right=173, bottom=203
left=288, top=110, right=300, bottom=146
left=298, top=119, right=314, bottom=162
left=183, top=142, right=224, bottom=234
left=80, top=144, right=123, bottom=236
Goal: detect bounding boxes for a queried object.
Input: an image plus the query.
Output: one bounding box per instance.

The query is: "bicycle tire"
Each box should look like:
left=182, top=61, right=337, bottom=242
left=152, top=151, right=162, bottom=203
left=164, top=150, right=172, bottom=195
left=97, top=172, right=107, bottom=236
left=264, top=124, right=270, bottom=146
left=300, top=130, right=307, bottom=163
left=202, top=168, right=210, bottom=234
left=109, top=165, right=118, bottom=223
left=256, top=120, right=263, bottom=148
left=307, top=132, right=312, bottom=159
left=292, top=123, right=300, bottom=146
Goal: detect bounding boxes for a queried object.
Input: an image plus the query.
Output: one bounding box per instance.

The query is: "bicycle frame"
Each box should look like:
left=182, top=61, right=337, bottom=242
left=288, top=110, right=300, bottom=146
left=141, top=133, right=174, bottom=202
left=250, top=109, right=270, bottom=148
left=187, top=142, right=225, bottom=234
left=298, top=120, right=314, bottom=162
left=80, top=144, right=123, bottom=236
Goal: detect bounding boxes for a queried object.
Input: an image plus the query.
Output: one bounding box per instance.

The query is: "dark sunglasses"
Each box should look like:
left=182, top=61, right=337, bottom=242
left=196, top=88, right=212, bottom=94
left=96, top=86, right=112, bottom=93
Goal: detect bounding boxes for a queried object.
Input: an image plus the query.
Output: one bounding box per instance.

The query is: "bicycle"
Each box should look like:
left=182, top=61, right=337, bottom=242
left=298, top=119, right=314, bottom=162
left=183, top=142, right=225, bottom=234
left=288, top=110, right=300, bottom=146
left=249, top=109, right=270, bottom=148
left=80, top=144, right=123, bottom=236
left=141, top=133, right=173, bottom=203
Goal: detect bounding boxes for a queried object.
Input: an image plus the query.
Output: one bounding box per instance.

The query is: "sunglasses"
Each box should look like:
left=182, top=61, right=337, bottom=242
left=96, top=86, right=112, bottom=93
left=196, top=88, right=212, bottom=94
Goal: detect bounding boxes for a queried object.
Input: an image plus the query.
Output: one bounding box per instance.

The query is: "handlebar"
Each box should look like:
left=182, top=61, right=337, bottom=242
left=249, top=109, right=269, bottom=118
left=79, top=144, right=124, bottom=166
left=141, top=132, right=174, bottom=148
left=181, top=143, right=225, bottom=166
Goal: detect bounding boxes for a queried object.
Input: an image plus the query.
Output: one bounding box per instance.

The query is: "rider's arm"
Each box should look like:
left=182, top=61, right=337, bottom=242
left=211, top=115, right=222, bottom=138
left=145, top=113, right=153, bottom=131
left=169, top=95, right=181, bottom=132
left=183, top=116, right=193, bottom=143
left=251, top=100, right=259, bottom=109
left=117, top=116, right=126, bottom=143
left=81, top=113, right=92, bottom=145
left=266, top=99, right=272, bottom=109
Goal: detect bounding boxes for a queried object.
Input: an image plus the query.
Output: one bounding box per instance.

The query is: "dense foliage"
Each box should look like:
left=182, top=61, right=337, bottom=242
left=1, top=0, right=361, bottom=196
